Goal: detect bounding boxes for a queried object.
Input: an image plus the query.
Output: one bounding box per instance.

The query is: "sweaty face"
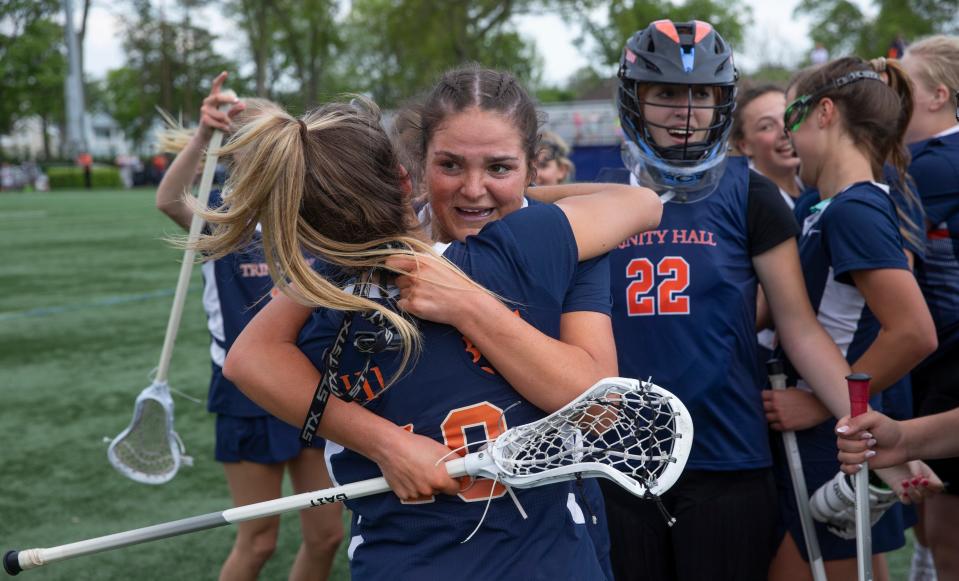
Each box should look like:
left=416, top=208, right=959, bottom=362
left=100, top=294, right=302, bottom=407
left=534, top=151, right=568, bottom=186
left=738, top=91, right=799, bottom=176
left=426, top=107, right=528, bottom=242
left=641, top=84, right=717, bottom=148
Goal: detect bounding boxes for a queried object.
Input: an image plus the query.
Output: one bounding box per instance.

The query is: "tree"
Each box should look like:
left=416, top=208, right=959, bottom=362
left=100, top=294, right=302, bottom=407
left=0, top=3, right=66, bottom=159
left=341, top=0, right=544, bottom=108
left=579, top=0, right=752, bottom=68
left=102, top=0, right=242, bottom=147
left=795, top=0, right=959, bottom=61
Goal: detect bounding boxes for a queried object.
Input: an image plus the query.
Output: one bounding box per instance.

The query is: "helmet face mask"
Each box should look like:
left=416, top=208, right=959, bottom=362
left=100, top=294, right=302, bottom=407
left=618, top=20, right=738, bottom=202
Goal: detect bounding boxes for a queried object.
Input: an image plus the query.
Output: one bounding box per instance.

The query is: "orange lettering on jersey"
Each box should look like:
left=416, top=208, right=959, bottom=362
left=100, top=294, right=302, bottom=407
left=460, top=310, right=521, bottom=375
left=441, top=403, right=508, bottom=501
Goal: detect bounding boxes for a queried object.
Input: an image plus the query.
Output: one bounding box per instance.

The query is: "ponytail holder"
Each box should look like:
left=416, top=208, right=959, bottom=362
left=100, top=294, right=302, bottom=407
left=870, top=57, right=887, bottom=73
left=297, top=119, right=309, bottom=142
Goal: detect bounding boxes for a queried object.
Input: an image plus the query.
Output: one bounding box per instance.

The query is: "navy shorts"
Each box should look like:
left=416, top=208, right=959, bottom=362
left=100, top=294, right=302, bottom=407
left=773, top=422, right=907, bottom=561
left=215, top=414, right=309, bottom=464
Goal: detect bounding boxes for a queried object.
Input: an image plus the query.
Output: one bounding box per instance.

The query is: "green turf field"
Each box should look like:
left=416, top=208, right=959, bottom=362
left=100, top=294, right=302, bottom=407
left=0, top=189, right=350, bottom=580
left=0, top=188, right=917, bottom=580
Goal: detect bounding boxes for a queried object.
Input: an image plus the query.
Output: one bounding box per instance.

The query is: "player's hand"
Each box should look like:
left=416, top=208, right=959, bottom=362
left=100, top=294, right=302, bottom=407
left=385, top=253, right=489, bottom=327
left=835, top=411, right=907, bottom=471
left=873, top=461, right=943, bottom=504
left=762, top=388, right=831, bottom=431
left=198, top=71, right=244, bottom=136
left=373, top=426, right=461, bottom=501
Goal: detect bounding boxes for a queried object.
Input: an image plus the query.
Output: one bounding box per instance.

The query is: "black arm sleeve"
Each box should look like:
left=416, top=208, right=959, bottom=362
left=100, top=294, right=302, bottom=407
left=747, top=170, right=800, bottom=256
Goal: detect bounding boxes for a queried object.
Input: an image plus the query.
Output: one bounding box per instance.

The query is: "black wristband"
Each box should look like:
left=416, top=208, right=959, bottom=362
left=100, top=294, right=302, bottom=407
left=300, top=378, right=331, bottom=447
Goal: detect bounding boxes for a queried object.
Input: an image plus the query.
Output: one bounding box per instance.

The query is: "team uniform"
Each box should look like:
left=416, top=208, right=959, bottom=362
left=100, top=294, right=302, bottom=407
left=203, top=190, right=303, bottom=464
left=909, top=127, right=959, bottom=493
left=778, top=182, right=914, bottom=560
left=298, top=204, right=610, bottom=580
left=597, top=157, right=798, bottom=580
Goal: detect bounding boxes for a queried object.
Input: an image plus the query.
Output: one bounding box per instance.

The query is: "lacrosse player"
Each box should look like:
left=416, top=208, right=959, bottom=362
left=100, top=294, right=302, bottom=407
left=191, top=69, right=664, bottom=579
left=156, top=73, right=343, bottom=581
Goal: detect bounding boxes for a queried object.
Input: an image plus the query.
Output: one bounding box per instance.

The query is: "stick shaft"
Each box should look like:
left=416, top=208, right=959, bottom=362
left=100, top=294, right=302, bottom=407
left=4, top=459, right=469, bottom=574
left=154, top=128, right=225, bottom=381
left=767, top=362, right=827, bottom=581
left=847, top=373, right=873, bottom=581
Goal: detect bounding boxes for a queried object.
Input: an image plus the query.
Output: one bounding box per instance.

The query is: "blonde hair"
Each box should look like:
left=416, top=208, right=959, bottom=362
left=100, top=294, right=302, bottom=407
left=155, top=98, right=281, bottom=154
left=189, top=97, right=486, bottom=385
left=904, top=35, right=959, bottom=113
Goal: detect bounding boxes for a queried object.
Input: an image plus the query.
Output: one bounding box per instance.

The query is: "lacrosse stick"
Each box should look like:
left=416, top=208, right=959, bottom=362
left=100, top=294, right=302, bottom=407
left=5, top=377, right=693, bottom=575
left=767, top=359, right=827, bottom=581
left=848, top=373, right=873, bottom=581
left=106, top=93, right=236, bottom=485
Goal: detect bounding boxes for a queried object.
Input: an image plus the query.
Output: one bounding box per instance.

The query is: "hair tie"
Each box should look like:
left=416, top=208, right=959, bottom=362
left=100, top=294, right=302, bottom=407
left=870, top=57, right=887, bottom=73
left=297, top=119, right=309, bottom=142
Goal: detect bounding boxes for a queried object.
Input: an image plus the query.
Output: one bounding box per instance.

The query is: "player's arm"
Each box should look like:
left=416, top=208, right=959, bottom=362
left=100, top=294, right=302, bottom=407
left=156, top=71, right=243, bottom=230
left=224, top=292, right=460, bottom=499
left=755, top=240, right=855, bottom=432
left=554, top=183, right=662, bottom=260
left=386, top=254, right=617, bottom=412
left=847, top=266, right=937, bottom=392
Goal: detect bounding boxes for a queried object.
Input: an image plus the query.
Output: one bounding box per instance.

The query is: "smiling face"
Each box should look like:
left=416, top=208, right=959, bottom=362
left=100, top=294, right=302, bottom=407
left=534, top=151, right=568, bottom=186
left=737, top=91, right=799, bottom=176
left=641, top=83, right=717, bottom=147
left=426, top=107, right=529, bottom=242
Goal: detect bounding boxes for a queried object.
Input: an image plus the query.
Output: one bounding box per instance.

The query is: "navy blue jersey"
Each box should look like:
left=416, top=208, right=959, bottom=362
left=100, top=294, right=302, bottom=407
left=299, top=204, right=606, bottom=580
left=910, top=130, right=959, bottom=349
left=202, top=190, right=275, bottom=417
left=794, top=182, right=911, bottom=412
left=607, top=157, right=776, bottom=470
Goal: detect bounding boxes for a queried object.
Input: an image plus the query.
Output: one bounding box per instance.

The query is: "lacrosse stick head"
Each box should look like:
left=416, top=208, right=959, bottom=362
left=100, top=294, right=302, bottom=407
left=107, top=380, right=186, bottom=485
left=483, top=377, right=693, bottom=497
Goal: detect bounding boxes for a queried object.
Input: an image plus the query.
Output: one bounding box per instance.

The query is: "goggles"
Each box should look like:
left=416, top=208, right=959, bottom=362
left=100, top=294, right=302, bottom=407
left=784, top=70, right=883, bottom=132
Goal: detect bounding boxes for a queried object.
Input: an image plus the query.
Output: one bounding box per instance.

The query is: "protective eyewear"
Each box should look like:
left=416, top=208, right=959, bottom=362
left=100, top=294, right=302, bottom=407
left=784, top=70, right=883, bottom=132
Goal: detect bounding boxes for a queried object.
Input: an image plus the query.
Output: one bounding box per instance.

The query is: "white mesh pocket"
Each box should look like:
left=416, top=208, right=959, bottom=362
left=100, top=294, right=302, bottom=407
left=107, top=380, right=188, bottom=485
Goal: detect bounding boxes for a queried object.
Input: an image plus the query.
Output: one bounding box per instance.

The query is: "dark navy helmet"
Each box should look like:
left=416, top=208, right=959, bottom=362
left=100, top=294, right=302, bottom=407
left=618, top=20, right=738, bottom=202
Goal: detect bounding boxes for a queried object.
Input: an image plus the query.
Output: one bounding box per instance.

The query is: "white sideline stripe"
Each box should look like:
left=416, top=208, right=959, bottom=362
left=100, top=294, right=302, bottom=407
left=347, top=535, right=364, bottom=561
left=201, top=261, right=226, bottom=367
left=566, top=493, right=586, bottom=524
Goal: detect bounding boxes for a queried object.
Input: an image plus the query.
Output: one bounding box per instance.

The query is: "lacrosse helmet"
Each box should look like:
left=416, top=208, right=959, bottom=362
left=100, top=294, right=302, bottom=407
left=618, top=19, right=738, bottom=202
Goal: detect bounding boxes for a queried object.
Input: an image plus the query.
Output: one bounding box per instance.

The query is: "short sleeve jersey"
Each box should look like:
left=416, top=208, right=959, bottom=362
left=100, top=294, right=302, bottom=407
left=297, top=204, right=606, bottom=580
left=910, top=132, right=959, bottom=346
left=605, top=157, right=798, bottom=470
left=202, top=189, right=275, bottom=416
left=794, top=182, right=911, bottom=412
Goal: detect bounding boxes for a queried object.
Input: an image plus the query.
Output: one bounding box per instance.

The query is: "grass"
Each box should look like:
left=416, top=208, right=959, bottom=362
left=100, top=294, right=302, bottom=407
left=0, top=189, right=350, bottom=580
left=0, top=188, right=917, bottom=580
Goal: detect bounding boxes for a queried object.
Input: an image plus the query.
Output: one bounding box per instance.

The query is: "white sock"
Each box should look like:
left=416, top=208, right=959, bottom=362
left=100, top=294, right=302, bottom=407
left=909, top=541, right=937, bottom=581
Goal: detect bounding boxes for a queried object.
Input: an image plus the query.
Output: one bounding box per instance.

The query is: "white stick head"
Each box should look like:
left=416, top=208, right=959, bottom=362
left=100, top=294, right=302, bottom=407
left=484, top=377, right=694, bottom=497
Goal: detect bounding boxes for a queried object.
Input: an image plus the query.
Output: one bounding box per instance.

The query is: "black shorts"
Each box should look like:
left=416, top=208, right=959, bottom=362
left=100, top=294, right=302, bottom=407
left=912, top=340, right=959, bottom=495
left=600, top=468, right=779, bottom=581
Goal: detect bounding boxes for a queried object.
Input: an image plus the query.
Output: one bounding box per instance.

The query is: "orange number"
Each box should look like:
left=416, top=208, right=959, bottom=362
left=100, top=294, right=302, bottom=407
left=657, top=257, right=691, bottom=315
left=625, top=256, right=691, bottom=316
left=441, top=402, right=507, bottom=502
left=625, top=258, right=655, bottom=316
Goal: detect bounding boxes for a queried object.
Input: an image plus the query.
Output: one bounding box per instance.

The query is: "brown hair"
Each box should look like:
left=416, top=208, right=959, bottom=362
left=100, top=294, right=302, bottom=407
left=730, top=83, right=784, bottom=151
left=418, top=64, right=543, bottom=183
left=791, top=56, right=922, bottom=249
left=189, top=97, right=486, bottom=383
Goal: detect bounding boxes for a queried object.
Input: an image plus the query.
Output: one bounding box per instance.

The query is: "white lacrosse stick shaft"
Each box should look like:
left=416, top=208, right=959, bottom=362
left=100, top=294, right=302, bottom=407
left=4, top=458, right=473, bottom=575
left=767, top=360, right=826, bottom=581
left=848, top=373, right=873, bottom=581
left=154, top=97, right=233, bottom=382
